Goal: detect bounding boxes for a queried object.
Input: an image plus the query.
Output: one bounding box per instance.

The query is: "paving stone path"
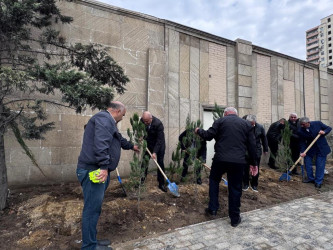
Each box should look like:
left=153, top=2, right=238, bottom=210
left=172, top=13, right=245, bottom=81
left=114, top=191, right=333, bottom=249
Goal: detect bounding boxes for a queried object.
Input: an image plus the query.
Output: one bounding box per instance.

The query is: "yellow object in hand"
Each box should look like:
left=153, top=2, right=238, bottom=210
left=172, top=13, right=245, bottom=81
left=89, top=169, right=104, bottom=183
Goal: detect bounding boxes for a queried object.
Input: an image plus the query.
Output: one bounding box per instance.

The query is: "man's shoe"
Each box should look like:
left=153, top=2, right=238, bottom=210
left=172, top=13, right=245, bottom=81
left=205, top=208, right=217, bottom=216
left=231, top=217, right=242, bottom=227
left=251, top=186, right=258, bottom=192
left=95, top=244, right=112, bottom=250
left=242, top=185, right=249, bottom=191
left=196, top=178, right=202, bottom=185
left=303, top=179, right=315, bottom=184
left=158, top=184, right=167, bottom=192
left=97, top=239, right=111, bottom=246
left=324, top=169, right=329, bottom=175
left=315, top=183, right=322, bottom=189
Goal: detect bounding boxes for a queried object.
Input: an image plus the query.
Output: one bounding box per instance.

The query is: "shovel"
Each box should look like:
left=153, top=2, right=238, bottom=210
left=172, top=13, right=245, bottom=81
left=203, top=163, right=228, bottom=186
left=146, top=148, right=180, bottom=197
left=116, top=168, right=127, bottom=197
left=279, top=133, right=321, bottom=181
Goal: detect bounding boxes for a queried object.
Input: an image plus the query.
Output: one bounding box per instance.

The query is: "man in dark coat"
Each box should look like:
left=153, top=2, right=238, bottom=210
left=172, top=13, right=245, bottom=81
left=179, top=129, right=207, bottom=184
left=242, top=114, right=268, bottom=192
left=266, top=118, right=286, bottom=169
left=298, top=117, right=332, bottom=189
left=77, top=101, right=138, bottom=250
left=195, top=107, right=256, bottom=227
left=288, top=113, right=300, bottom=174
left=140, top=111, right=167, bottom=192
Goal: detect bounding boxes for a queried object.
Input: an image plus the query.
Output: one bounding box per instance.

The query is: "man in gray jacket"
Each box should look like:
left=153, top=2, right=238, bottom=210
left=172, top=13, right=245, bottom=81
left=77, top=101, right=138, bottom=250
left=195, top=107, right=256, bottom=227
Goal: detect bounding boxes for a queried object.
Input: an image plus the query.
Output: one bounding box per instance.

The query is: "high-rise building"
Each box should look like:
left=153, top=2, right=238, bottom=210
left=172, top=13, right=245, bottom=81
left=306, top=26, right=319, bottom=65
left=307, top=14, right=333, bottom=68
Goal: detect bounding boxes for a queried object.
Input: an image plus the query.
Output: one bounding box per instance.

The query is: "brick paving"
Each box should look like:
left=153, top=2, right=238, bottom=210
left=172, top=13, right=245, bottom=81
left=113, top=191, right=333, bottom=249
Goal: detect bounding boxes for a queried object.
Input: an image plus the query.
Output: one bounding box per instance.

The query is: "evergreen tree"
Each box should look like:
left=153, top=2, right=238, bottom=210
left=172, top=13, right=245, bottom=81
left=212, top=103, right=224, bottom=121
left=0, top=0, right=129, bottom=210
left=127, top=113, right=149, bottom=213
left=275, top=123, right=293, bottom=174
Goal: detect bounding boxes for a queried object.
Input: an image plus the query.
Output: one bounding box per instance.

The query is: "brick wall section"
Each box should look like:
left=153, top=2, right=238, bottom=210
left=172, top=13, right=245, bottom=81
left=208, top=43, right=227, bottom=106
left=256, top=54, right=271, bottom=124
left=304, top=68, right=315, bottom=120
left=283, top=80, right=296, bottom=118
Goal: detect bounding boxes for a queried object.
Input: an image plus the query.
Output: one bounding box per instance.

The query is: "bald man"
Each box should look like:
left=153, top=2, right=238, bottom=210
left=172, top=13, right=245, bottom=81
left=140, top=111, right=167, bottom=192
left=77, top=101, right=138, bottom=250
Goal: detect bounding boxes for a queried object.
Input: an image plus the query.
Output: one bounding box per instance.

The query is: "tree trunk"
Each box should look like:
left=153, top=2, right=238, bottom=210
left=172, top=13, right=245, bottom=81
left=0, top=132, right=8, bottom=210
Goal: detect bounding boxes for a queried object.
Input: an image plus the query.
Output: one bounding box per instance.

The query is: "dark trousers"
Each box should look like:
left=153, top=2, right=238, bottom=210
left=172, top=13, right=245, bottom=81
left=243, top=156, right=261, bottom=187
left=181, top=154, right=202, bottom=180
left=208, top=160, right=245, bottom=224
left=268, top=139, right=278, bottom=169
left=76, top=168, right=110, bottom=250
left=142, top=150, right=165, bottom=185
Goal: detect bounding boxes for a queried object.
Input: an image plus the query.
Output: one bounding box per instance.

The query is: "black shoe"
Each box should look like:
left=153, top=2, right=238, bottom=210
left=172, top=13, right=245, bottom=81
left=97, top=239, right=111, bottom=246
left=242, top=185, right=249, bottom=191
left=303, top=179, right=315, bottom=184
left=231, top=217, right=242, bottom=227
left=196, top=178, right=202, bottom=185
left=158, top=184, right=167, bottom=192
left=96, top=244, right=112, bottom=250
left=251, top=186, right=258, bottom=192
left=205, top=208, right=217, bottom=216
left=315, top=183, right=322, bottom=189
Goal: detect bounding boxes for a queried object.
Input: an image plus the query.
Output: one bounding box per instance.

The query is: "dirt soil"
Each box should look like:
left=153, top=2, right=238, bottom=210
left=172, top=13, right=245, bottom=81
left=1, top=160, right=333, bottom=250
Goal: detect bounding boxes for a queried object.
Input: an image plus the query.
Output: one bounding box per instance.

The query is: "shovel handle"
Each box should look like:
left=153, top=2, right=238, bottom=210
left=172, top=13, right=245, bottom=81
left=289, top=133, right=321, bottom=172
left=146, top=148, right=168, bottom=181
left=203, top=163, right=211, bottom=170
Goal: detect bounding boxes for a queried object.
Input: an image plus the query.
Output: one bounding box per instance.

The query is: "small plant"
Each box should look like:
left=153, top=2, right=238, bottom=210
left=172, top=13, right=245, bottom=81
left=212, top=103, right=224, bottom=121
left=168, top=142, right=184, bottom=182
left=275, top=123, right=293, bottom=173
left=127, top=113, right=149, bottom=213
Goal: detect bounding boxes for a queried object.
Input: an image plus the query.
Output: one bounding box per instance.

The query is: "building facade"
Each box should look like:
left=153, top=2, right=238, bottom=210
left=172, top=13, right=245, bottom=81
left=5, top=0, right=333, bottom=186
left=307, top=14, right=333, bottom=69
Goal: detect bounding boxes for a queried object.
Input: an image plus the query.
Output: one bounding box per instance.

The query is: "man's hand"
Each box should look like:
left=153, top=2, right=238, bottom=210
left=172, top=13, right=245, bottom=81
left=319, top=130, right=325, bottom=135
left=133, top=145, right=140, bottom=152
left=152, top=153, right=157, bottom=160
left=250, top=165, right=258, bottom=176
left=300, top=153, right=306, bottom=157
left=96, top=169, right=108, bottom=183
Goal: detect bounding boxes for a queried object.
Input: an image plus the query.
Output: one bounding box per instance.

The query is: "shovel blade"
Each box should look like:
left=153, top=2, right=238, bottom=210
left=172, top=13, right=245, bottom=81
left=167, top=181, right=180, bottom=197
left=279, top=172, right=291, bottom=181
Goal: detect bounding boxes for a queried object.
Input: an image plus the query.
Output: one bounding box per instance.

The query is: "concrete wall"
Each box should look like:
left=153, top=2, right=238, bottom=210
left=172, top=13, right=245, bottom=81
left=5, top=0, right=333, bottom=186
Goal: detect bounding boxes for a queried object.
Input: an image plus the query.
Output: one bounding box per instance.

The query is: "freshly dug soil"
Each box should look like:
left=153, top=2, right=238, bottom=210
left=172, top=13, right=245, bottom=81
left=1, top=160, right=333, bottom=249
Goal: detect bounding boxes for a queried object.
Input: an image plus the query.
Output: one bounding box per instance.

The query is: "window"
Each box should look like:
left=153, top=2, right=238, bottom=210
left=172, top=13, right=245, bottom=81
left=329, top=31, right=332, bottom=35
left=329, top=25, right=331, bottom=28
left=329, top=18, right=331, bottom=22
left=321, top=51, right=325, bottom=55
left=321, top=57, right=325, bottom=61
left=329, top=50, right=332, bottom=53
left=329, top=56, right=332, bottom=59
left=329, top=37, right=332, bottom=41
left=329, top=43, right=332, bottom=47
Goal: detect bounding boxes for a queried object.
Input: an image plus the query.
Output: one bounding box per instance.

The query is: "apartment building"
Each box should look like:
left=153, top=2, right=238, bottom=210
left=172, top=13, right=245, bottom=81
left=307, top=14, right=333, bottom=68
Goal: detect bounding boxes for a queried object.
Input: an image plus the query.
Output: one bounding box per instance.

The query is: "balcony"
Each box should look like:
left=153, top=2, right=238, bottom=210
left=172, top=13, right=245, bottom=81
left=307, top=31, right=319, bottom=38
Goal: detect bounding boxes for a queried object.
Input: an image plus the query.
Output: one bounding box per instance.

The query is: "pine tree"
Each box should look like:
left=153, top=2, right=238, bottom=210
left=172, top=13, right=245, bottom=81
left=0, top=0, right=129, bottom=210
left=127, top=113, right=149, bottom=213
left=275, top=123, right=293, bottom=174
left=212, top=103, right=224, bottom=121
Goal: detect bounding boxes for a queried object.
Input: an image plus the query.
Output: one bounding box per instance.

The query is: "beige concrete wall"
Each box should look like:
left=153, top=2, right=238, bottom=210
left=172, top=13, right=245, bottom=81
left=5, top=0, right=333, bottom=186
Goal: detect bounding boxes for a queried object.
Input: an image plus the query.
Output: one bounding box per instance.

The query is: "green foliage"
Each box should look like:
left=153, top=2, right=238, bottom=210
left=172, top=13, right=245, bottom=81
left=168, top=142, right=184, bottom=182
left=212, top=103, right=224, bottom=121
left=0, top=0, right=130, bottom=209
left=126, top=113, right=149, bottom=212
left=275, top=123, right=293, bottom=172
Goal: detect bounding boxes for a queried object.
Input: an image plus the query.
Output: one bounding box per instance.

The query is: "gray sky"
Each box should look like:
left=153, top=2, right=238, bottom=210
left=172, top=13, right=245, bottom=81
left=97, top=0, right=333, bottom=61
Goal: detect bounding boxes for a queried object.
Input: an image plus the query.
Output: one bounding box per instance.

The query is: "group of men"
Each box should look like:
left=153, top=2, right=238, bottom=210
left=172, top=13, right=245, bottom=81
left=76, top=101, right=332, bottom=250
left=267, top=113, right=332, bottom=189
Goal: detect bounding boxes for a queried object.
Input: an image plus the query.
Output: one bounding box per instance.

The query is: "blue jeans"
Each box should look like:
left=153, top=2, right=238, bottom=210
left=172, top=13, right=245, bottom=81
left=304, top=155, right=326, bottom=185
left=76, top=168, right=110, bottom=250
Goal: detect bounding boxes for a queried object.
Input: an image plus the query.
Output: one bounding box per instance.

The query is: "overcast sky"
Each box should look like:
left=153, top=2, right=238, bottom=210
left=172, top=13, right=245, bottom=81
left=97, top=0, right=333, bottom=61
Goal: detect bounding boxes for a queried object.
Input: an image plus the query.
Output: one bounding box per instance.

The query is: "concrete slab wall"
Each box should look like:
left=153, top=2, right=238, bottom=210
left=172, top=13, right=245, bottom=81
left=5, top=0, right=333, bottom=186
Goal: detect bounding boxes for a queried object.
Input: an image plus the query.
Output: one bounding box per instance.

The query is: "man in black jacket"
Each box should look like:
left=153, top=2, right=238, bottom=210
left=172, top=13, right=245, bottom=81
left=140, top=111, right=167, bottom=192
left=195, top=107, right=256, bottom=227
left=266, top=118, right=286, bottom=169
left=288, top=113, right=300, bottom=174
left=242, top=114, right=268, bottom=192
left=179, top=129, right=207, bottom=184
